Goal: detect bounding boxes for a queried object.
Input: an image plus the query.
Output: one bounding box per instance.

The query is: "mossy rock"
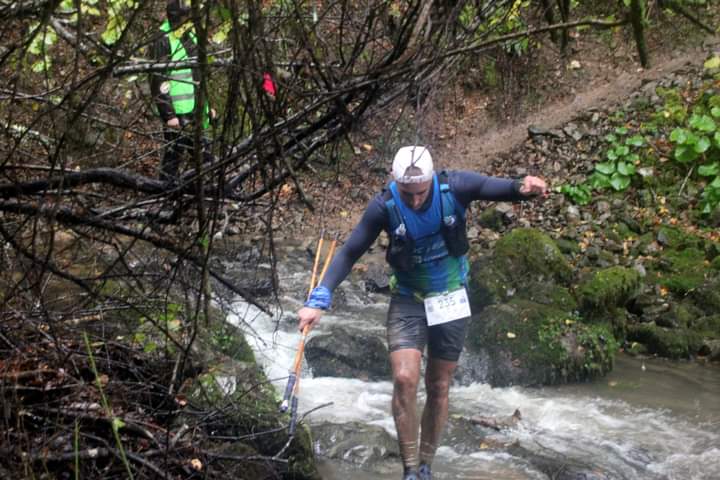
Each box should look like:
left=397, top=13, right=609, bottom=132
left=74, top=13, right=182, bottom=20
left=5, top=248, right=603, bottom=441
left=694, top=314, right=720, bottom=339
left=556, top=238, right=581, bottom=255
left=206, top=320, right=256, bottom=363
left=468, top=229, right=573, bottom=311
left=688, top=278, right=720, bottom=316
left=465, top=300, right=618, bottom=387
left=477, top=206, right=505, bottom=231
left=656, top=226, right=704, bottom=249
left=493, top=228, right=573, bottom=285
left=648, top=247, right=707, bottom=295
left=711, top=256, right=720, bottom=271
left=605, top=222, right=635, bottom=243
left=626, top=324, right=703, bottom=359
left=577, top=266, right=641, bottom=319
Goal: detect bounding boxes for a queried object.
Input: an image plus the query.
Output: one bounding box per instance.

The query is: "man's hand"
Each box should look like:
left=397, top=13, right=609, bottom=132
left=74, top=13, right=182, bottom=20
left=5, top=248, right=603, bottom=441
left=519, top=176, right=548, bottom=197
left=166, top=117, right=180, bottom=128
left=298, top=306, right=323, bottom=333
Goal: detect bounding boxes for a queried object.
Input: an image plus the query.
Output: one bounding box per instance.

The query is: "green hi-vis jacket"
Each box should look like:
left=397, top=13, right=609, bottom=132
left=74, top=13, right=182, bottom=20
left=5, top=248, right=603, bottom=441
left=159, top=19, right=209, bottom=129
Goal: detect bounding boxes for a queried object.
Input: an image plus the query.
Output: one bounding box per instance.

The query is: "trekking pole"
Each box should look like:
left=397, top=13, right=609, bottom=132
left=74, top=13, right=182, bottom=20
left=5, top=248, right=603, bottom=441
left=287, top=237, right=336, bottom=433
left=280, top=233, right=324, bottom=413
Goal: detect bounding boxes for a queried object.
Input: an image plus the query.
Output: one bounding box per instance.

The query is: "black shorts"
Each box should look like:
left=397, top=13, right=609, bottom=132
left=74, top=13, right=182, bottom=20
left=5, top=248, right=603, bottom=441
left=386, top=295, right=469, bottom=362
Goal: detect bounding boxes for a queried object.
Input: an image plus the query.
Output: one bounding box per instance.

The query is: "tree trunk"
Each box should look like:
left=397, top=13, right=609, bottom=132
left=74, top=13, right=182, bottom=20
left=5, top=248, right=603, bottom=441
left=557, top=0, right=571, bottom=54
left=539, top=0, right=559, bottom=44
left=629, top=0, right=649, bottom=68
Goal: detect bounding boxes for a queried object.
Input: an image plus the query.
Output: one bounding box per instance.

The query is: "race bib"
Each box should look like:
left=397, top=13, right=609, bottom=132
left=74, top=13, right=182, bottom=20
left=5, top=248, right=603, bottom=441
left=424, top=288, right=471, bottom=326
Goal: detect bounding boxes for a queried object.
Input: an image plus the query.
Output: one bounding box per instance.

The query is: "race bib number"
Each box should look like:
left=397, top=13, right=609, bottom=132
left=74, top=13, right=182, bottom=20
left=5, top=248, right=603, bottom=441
left=424, top=288, right=471, bottom=326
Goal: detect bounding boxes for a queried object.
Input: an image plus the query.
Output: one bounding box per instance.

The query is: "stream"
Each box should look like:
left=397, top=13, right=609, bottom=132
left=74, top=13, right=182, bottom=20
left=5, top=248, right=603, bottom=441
left=227, top=245, right=720, bottom=480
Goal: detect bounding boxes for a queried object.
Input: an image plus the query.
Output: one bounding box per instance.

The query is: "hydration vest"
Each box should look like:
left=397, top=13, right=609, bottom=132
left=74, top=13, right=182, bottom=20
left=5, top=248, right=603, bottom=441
left=159, top=20, right=209, bottom=129
left=384, top=172, right=469, bottom=274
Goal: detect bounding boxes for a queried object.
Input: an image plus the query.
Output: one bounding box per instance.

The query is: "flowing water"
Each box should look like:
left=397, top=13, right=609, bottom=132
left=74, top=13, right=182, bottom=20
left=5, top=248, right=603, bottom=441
left=227, top=247, right=720, bottom=480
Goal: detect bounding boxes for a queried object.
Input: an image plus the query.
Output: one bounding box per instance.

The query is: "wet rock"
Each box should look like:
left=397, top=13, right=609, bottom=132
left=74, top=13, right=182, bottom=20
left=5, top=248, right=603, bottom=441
left=626, top=323, right=703, bottom=359
left=311, top=421, right=399, bottom=467
left=305, top=326, right=390, bottom=381
left=699, top=339, right=720, bottom=361
left=363, top=264, right=390, bottom=294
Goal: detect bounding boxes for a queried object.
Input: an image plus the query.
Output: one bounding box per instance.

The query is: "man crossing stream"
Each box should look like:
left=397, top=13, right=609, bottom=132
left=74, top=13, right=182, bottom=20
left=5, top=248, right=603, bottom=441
left=297, top=145, right=547, bottom=480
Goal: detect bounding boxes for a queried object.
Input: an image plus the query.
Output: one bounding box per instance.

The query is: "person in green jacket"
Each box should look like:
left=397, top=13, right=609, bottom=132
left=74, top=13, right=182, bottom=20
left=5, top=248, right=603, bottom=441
left=150, top=0, right=213, bottom=182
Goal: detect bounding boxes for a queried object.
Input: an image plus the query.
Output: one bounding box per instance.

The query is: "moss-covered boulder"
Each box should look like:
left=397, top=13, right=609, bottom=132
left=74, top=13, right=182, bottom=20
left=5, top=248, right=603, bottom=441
left=464, top=300, right=618, bottom=387
left=626, top=323, right=703, bottom=359
left=468, top=228, right=573, bottom=311
left=577, top=266, right=642, bottom=323
left=493, top=228, right=574, bottom=285
left=648, top=247, right=708, bottom=295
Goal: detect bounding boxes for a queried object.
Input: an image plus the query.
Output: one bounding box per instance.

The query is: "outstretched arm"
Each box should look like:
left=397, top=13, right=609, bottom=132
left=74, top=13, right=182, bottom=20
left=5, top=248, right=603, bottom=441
left=298, top=197, right=387, bottom=331
left=450, top=171, right=546, bottom=207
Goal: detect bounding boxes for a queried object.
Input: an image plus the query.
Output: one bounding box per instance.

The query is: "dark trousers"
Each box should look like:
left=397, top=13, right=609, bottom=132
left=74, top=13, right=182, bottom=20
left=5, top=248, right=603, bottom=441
left=160, top=128, right=214, bottom=183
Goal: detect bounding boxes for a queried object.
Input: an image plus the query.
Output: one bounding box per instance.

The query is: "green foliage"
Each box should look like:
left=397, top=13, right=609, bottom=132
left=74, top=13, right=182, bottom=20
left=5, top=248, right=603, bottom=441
left=666, top=87, right=720, bottom=213
left=560, top=79, right=720, bottom=215
left=557, top=183, right=591, bottom=205
left=27, top=23, right=57, bottom=73
left=133, top=302, right=183, bottom=353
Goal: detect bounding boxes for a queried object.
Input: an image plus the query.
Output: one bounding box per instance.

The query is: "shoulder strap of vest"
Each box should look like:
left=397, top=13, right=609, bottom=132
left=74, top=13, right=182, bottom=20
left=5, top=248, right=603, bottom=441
left=438, top=171, right=456, bottom=219
left=383, top=188, right=404, bottom=233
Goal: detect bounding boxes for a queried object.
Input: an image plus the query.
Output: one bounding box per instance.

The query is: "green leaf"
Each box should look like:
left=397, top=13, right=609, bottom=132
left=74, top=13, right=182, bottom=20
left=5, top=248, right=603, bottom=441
left=588, top=172, right=611, bottom=189
left=710, top=176, right=720, bottom=188
left=617, top=161, right=636, bottom=176
left=610, top=173, right=631, bottom=191
left=670, top=128, right=688, bottom=144
left=714, top=131, right=720, bottom=146
left=615, top=145, right=630, bottom=157
left=626, top=135, right=645, bottom=147
left=690, top=114, right=717, bottom=133
left=704, top=56, right=720, bottom=70
left=595, top=162, right=616, bottom=175
left=711, top=107, right=720, bottom=118
left=698, top=163, right=720, bottom=176
left=31, top=59, right=48, bottom=73
left=627, top=153, right=640, bottom=164
left=604, top=133, right=618, bottom=143
left=674, top=145, right=699, bottom=163
left=615, top=126, right=629, bottom=136
left=694, top=136, right=711, bottom=153
left=101, top=15, right=126, bottom=45
left=606, top=149, right=618, bottom=161
left=112, top=418, right=125, bottom=432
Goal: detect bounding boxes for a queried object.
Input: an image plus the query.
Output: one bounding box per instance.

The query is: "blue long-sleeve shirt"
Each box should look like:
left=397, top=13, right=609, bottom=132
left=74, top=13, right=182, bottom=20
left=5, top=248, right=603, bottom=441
left=319, top=171, right=526, bottom=293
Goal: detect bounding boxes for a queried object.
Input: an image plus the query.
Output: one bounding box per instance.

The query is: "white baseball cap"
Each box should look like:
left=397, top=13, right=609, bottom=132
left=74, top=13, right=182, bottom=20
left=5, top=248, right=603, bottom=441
left=391, top=146, right=433, bottom=184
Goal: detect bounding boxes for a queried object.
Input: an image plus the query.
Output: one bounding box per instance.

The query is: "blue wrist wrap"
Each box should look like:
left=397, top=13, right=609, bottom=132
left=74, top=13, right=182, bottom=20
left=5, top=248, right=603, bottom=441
left=305, top=286, right=332, bottom=310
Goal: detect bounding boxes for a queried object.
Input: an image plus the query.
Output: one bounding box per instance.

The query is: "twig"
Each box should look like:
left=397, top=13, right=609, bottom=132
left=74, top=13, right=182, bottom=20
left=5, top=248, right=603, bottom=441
left=679, top=165, right=694, bottom=197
